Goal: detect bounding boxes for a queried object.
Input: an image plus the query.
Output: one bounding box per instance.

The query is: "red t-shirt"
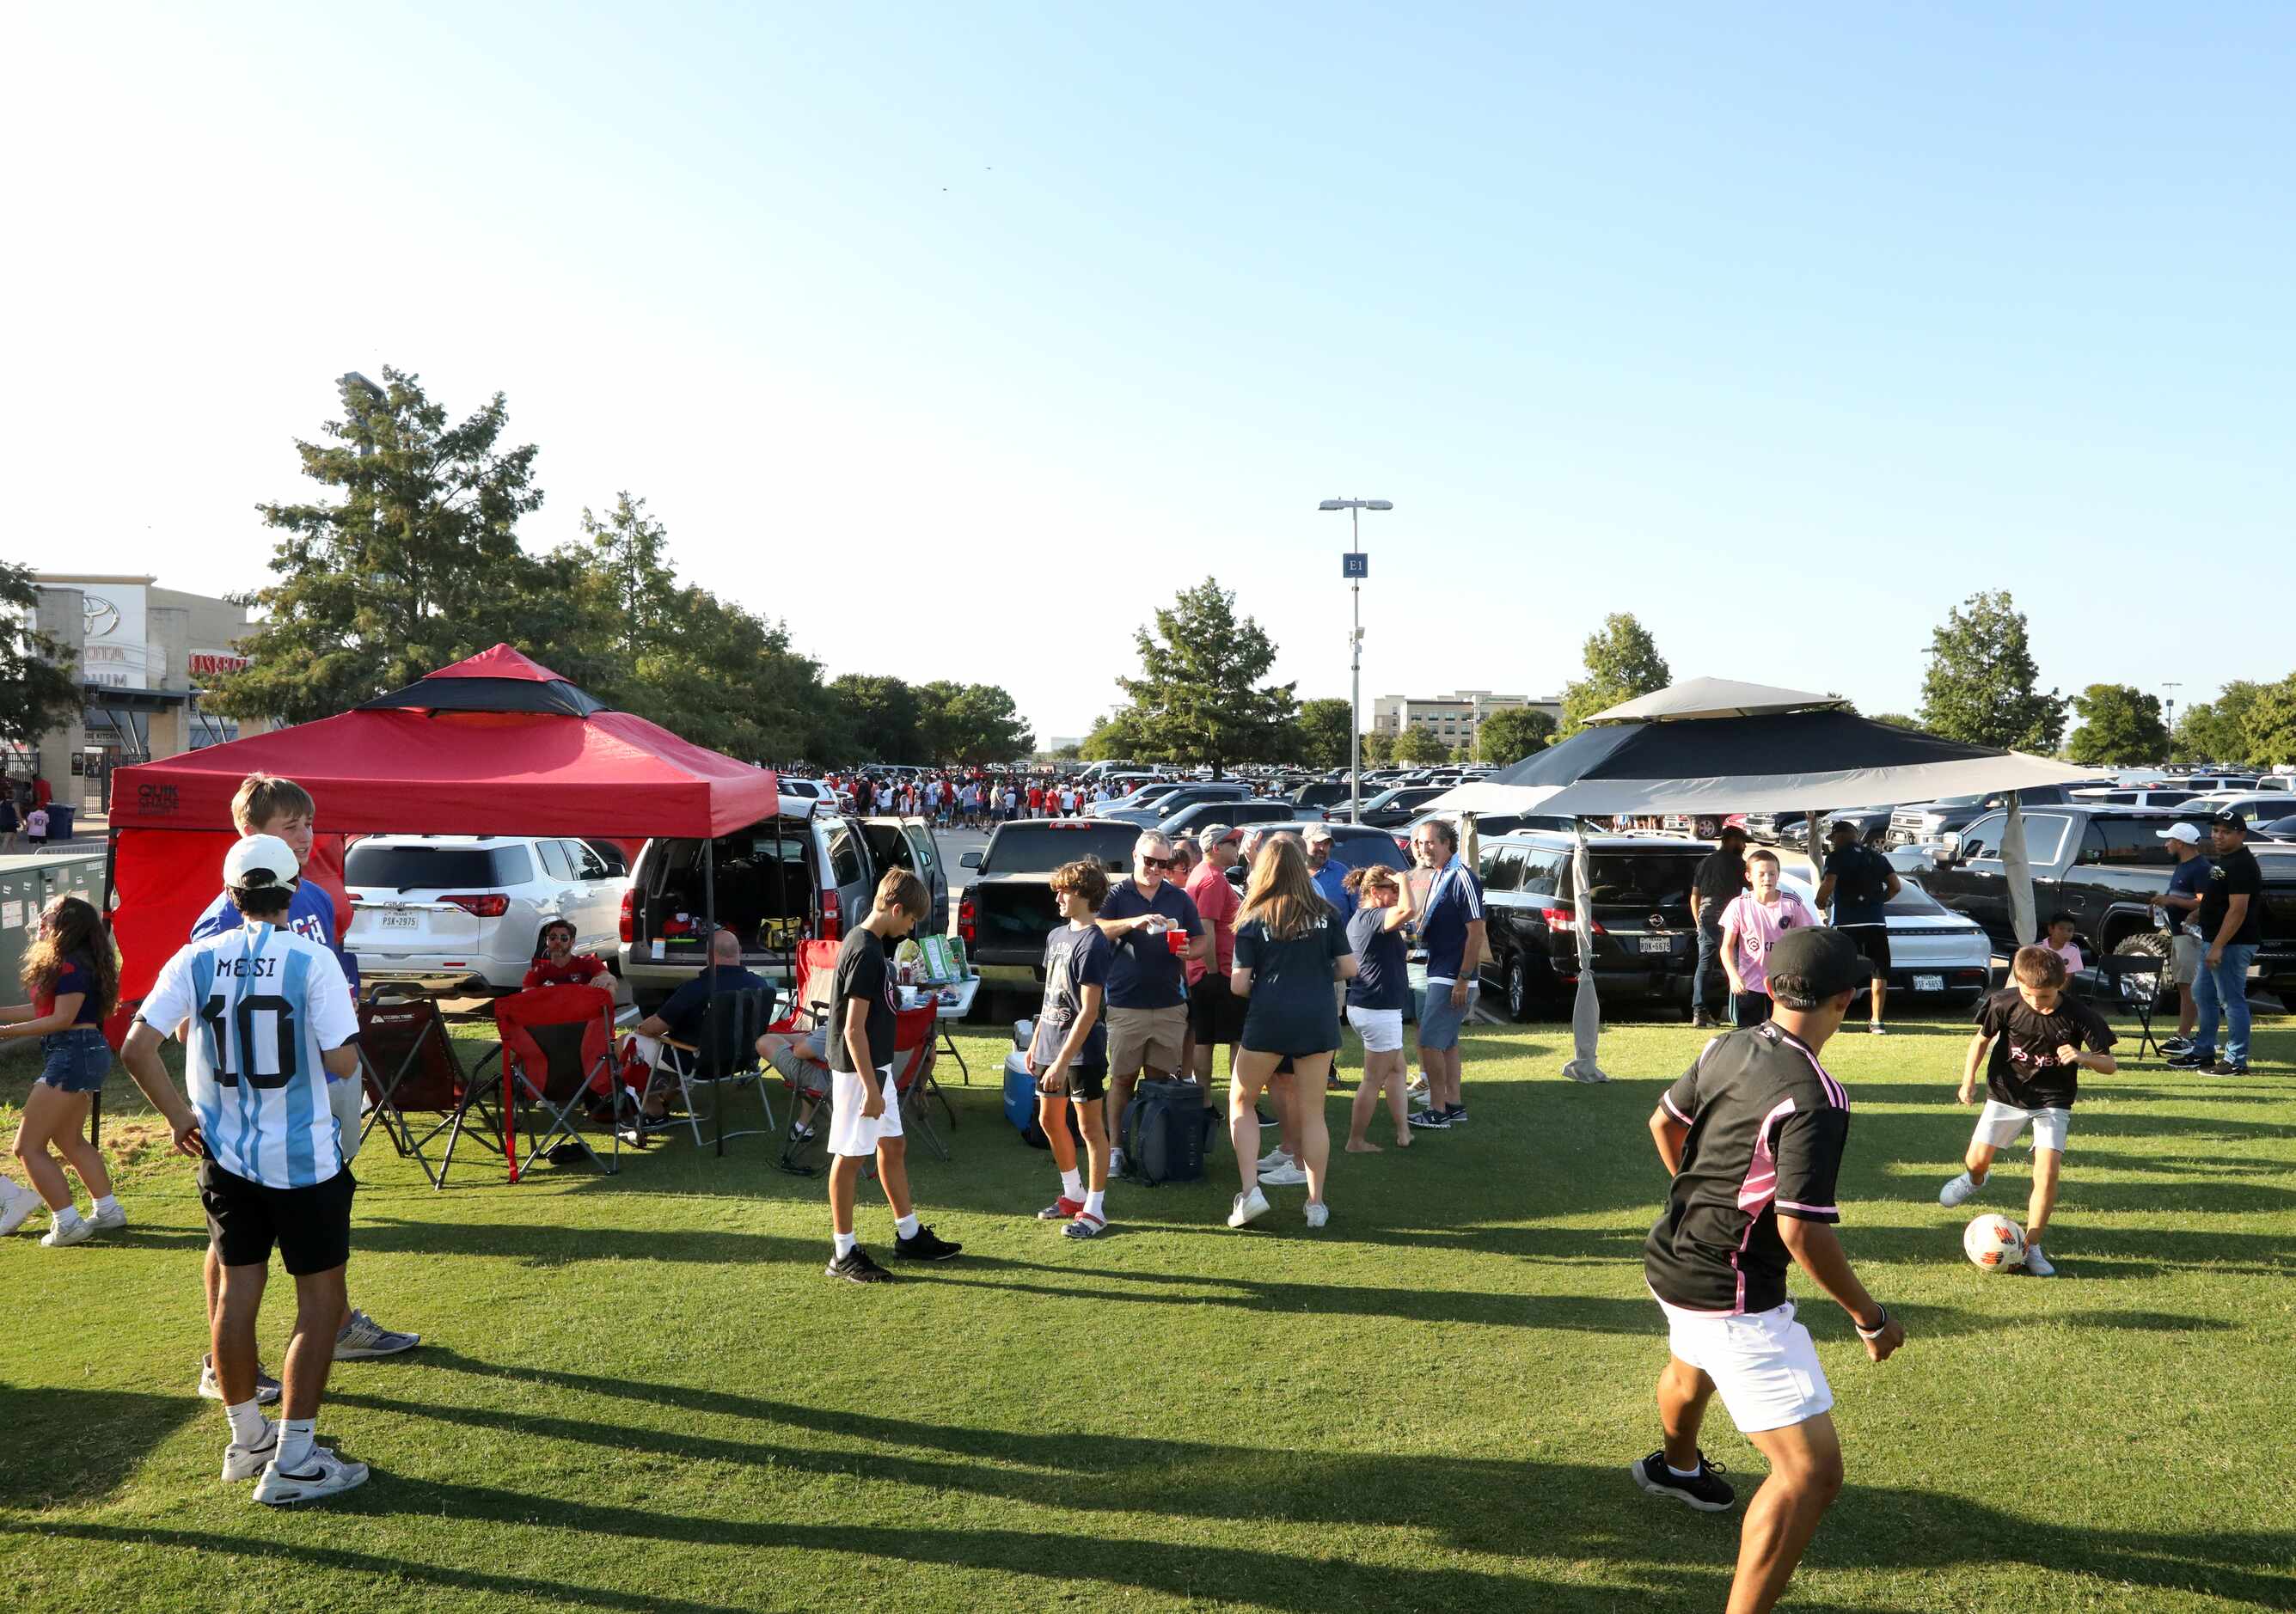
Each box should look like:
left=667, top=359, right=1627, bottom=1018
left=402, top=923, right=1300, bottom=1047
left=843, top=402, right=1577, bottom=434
left=1185, top=863, right=1240, bottom=981
left=523, top=953, right=608, bottom=990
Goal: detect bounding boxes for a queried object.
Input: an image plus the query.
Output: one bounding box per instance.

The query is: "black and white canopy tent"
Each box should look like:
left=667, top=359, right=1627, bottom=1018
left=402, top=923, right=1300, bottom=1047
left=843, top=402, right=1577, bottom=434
left=1424, top=679, right=2096, bottom=1082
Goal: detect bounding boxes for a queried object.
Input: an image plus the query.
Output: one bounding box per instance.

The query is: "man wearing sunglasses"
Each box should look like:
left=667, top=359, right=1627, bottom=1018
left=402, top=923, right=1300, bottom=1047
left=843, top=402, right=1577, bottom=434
left=1094, top=832, right=1209, bottom=1173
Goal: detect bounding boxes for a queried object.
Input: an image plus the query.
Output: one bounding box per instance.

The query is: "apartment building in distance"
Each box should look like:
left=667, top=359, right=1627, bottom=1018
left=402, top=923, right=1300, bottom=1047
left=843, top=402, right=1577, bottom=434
left=1369, top=690, right=1563, bottom=749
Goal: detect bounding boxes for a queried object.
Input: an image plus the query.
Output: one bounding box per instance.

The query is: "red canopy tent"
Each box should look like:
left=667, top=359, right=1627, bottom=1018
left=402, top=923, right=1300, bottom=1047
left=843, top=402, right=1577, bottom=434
left=108, top=644, right=778, bottom=1010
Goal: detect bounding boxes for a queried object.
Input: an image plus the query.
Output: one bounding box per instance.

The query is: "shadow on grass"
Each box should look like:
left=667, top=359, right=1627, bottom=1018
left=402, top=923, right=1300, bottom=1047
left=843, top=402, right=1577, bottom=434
left=0, top=1385, right=201, bottom=1508
left=352, top=1214, right=822, bottom=1267
left=1848, top=1222, right=2296, bottom=1278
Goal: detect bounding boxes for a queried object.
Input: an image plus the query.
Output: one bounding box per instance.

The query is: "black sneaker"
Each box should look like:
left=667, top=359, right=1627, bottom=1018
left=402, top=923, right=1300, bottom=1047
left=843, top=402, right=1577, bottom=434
left=825, top=1247, right=894, bottom=1284
left=2211, top=1060, right=2250, bottom=1076
left=1406, top=1109, right=1452, bottom=1131
left=2166, top=1049, right=2214, bottom=1070
left=1691, top=1011, right=1720, bottom=1030
left=1443, top=1105, right=1467, bottom=1125
left=893, top=1224, right=963, bottom=1262
left=1632, top=1450, right=1736, bottom=1512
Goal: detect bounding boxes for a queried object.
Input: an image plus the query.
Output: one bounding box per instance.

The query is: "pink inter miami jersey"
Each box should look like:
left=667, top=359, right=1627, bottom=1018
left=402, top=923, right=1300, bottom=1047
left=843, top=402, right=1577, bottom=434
left=1722, top=891, right=1815, bottom=993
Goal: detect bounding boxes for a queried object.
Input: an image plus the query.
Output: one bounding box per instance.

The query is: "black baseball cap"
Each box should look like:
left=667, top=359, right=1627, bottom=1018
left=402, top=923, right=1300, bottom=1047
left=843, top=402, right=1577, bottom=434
left=2211, top=808, right=2249, bottom=833
left=1826, top=818, right=1857, bottom=841
left=1766, top=928, right=1865, bottom=1006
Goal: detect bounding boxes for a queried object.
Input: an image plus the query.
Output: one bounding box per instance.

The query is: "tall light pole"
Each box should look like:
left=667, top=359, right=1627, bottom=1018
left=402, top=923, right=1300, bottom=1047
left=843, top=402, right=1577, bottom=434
left=1319, top=498, right=1392, bottom=823
left=2163, top=682, right=2183, bottom=766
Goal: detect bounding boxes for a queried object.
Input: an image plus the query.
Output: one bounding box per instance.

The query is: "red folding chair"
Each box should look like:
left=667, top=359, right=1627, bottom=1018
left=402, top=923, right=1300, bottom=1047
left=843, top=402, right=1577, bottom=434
left=768, top=942, right=842, bottom=1176
left=493, top=984, right=620, bottom=1181
left=890, top=1003, right=951, bottom=1162
left=357, top=993, right=504, bottom=1189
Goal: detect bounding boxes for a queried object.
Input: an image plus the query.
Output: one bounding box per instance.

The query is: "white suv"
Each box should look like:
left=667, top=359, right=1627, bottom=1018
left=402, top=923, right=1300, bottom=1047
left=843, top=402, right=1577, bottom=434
left=345, top=835, right=629, bottom=993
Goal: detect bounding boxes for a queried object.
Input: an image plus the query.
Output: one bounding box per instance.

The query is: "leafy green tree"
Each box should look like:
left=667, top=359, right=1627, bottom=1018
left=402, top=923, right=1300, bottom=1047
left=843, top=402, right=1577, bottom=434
left=1290, top=699, right=1356, bottom=769
left=2242, top=676, right=2296, bottom=767
left=1477, top=706, right=1557, bottom=766
left=916, top=680, right=1034, bottom=763
left=2064, top=683, right=2170, bottom=767
left=1560, top=614, right=1670, bottom=735
left=1049, top=741, right=1083, bottom=762
left=581, top=492, right=677, bottom=661
left=2172, top=681, right=2262, bottom=764
left=1870, top=712, right=1929, bottom=733
left=830, top=674, right=925, bottom=763
left=1362, top=731, right=1395, bottom=766
left=0, top=562, right=82, bottom=755
left=1392, top=727, right=1444, bottom=764
left=1916, top=590, right=2065, bottom=753
left=1105, top=578, right=1297, bottom=777
left=211, top=368, right=548, bottom=723
left=1080, top=714, right=1135, bottom=762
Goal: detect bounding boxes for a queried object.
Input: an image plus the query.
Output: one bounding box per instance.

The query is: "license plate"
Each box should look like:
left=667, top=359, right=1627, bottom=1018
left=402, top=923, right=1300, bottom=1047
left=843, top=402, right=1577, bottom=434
left=1914, top=974, right=1944, bottom=992
left=1639, top=937, right=1672, bottom=955
left=380, top=914, right=419, bottom=931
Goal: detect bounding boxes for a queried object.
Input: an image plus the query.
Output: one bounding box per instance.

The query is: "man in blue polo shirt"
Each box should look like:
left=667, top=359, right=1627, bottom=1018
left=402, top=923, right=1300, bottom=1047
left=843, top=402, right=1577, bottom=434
left=1407, top=818, right=1485, bottom=1130
left=1094, top=831, right=1206, bottom=1173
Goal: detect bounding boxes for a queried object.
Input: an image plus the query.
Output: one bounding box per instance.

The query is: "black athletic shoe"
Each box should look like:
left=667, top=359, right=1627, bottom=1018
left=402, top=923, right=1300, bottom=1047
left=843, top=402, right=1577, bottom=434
left=2166, top=1049, right=2215, bottom=1070
left=2211, top=1060, right=2250, bottom=1076
left=893, top=1224, right=963, bottom=1262
left=1632, top=1450, right=1736, bottom=1512
left=1691, top=1011, right=1720, bottom=1030
left=825, top=1248, right=894, bottom=1284
left=1443, top=1105, right=1467, bottom=1125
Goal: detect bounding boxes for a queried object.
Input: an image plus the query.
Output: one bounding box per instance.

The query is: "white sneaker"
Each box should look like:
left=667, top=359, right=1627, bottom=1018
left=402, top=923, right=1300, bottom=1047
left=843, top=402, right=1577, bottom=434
left=1228, top=1187, right=1270, bottom=1228
left=90, top=1201, right=127, bottom=1232
left=222, top=1425, right=279, bottom=1483
left=2022, top=1245, right=2055, bottom=1277
left=1938, top=1171, right=1981, bottom=1208
left=40, top=1216, right=94, bottom=1248
left=199, top=1354, right=284, bottom=1405
left=1867, top=1024, right=1887, bottom=1036
left=1304, top=1201, right=1329, bottom=1229
left=1255, top=1146, right=1293, bottom=1174
left=1108, top=1147, right=1128, bottom=1177
left=1409, top=1088, right=1433, bottom=1110
left=1258, top=1161, right=1310, bottom=1187
left=1406, top=1072, right=1429, bottom=1096
left=0, top=1181, right=38, bottom=1238
left=252, top=1446, right=370, bottom=1506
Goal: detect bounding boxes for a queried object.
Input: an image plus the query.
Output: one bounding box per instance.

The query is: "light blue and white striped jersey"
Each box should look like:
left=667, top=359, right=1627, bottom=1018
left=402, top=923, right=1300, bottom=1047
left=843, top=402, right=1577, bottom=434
left=141, top=921, right=359, bottom=1189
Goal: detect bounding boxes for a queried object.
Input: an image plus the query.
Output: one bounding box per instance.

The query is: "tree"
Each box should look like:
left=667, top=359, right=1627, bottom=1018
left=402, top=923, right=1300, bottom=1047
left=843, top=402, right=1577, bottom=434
left=210, top=367, right=549, bottom=723
left=1477, top=706, right=1557, bottom=766
left=0, top=562, right=82, bottom=755
left=1392, top=727, right=1445, bottom=764
left=1081, top=714, right=1136, bottom=762
left=830, top=674, right=925, bottom=763
left=1362, top=731, right=1395, bottom=766
left=1560, top=614, right=1670, bottom=735
left=2172, top=681, right=2262, bottom=764
left=916, top=680, right=1035, bottom=763
left=1049, top=741, right=1083, bottom=762
left=1105, top=578, right=1297, bottom=777
left=1916, top=590, right=2065, bottom=753
left=1870, top=712, right=1929, bottom=733
left=581, top=492, right=677, bottom=661
left=2243, top=675, right=2296, bottom=767
left=1290, top=699, right=1356, bottom=769
left=2064, top=683, right=2170, bottom=767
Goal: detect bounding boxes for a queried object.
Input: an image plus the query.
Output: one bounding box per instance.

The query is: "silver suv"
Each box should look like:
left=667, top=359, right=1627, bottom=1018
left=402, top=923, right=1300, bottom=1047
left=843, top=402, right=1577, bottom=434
left=345, top=835, right=628, bottom=993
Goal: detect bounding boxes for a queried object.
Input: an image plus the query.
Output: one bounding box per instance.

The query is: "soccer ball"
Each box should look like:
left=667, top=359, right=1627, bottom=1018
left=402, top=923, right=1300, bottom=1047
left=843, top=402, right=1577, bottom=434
left=1963, top=1214, right=2026, bottom=1270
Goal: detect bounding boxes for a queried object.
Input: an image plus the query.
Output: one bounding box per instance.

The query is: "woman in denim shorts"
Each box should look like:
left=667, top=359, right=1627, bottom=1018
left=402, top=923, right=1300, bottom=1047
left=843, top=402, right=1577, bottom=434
left=1, top=896, right=125, bottom=1247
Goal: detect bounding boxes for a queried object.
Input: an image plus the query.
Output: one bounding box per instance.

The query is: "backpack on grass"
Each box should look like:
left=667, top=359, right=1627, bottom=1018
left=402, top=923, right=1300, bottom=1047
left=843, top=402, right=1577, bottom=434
left=1119, top=1079, right=1215, bottom=1186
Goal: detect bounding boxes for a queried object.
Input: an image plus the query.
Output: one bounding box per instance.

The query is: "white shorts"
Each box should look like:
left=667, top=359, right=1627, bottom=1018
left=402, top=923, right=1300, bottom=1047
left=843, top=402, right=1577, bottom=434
left=827, top=1065, right=903, bottom=1158
left=1658, top=1299, right=1834, bottom=1434
left=1973, top=1099, right=2069, bottom=1153
left=1345, top=1005, right=1404, bottom=1054
left=329, top=1075, right=365, bottom=1165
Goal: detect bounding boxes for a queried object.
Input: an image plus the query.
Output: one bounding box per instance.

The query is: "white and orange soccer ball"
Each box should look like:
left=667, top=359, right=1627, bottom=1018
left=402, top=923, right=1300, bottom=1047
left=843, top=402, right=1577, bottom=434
left=1963, top=1214, right=2027, bottom=1270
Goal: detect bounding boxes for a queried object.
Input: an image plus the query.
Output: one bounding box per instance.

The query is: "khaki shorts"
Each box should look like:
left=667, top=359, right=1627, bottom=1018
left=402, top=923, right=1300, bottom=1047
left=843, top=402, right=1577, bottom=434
left=2170, top=932, right=2202, bottom=987
left=1105, top=1005, right=1186, bottom=1076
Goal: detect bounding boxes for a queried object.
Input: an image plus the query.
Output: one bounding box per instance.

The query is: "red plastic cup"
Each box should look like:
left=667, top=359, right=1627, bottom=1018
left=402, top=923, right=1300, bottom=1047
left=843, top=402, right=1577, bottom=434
left=1164, top=928, right=1188, bottom=957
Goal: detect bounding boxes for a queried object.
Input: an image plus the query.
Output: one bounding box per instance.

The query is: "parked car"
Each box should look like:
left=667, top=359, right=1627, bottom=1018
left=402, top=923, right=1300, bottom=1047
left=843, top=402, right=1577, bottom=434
left=1780, top=873, right=1991, bottom=1006
left=775, top=778, right=834, bottom=813
left=1290, top=780, right=1352, bottom=812
left=1101, top=780, right=1258, bottom=828
left=2257, top=815, right=2296, bottom=841
left=1916, top=804, right=2296, bottom=1002
left=1885, top=781, right=2113, bottom=851
left=1405, top=807, right=1575, bottom=846
left=617, top=810, right=947, bottom=1009
left=1160, top=798, right=1316, bottom=838
left=346, top=835, right=628, bottom=993
left=1477, top=831, right=1709, bottom=1019
left=2175, top=792, right=2296, bottom=825
left=957, top=818, right=1142, bottom=1007
left=1354, top=785, right=1454, bottom=828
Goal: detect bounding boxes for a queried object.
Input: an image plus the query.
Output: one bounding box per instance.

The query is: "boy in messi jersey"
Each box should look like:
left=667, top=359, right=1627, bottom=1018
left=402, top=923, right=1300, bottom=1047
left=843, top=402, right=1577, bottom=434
left=123, top=835, right=373, bottom=1505
left=1636, top=927, right=1905, bottom=1614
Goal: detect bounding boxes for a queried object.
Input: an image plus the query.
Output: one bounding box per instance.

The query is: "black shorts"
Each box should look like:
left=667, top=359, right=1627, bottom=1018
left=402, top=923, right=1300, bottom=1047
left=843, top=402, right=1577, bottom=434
left=1060, top=1061, right=1110, bottom=1104
left=1842, top=925, right=1892, bottom=975
left=1188, top=973, right=1247, bottom=1045
left=199, top=1159, right=355, bottom=1276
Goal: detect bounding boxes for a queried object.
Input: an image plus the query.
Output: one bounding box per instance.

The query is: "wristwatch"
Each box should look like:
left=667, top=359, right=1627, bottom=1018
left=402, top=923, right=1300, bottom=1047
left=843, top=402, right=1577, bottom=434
left=1854, top=1305, right=1890, bottom=1339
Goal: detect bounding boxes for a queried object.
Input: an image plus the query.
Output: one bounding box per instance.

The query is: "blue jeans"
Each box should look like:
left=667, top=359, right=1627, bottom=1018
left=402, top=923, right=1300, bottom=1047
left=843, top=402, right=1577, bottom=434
left=1693, top=924, right=1725, bottom=1016
left=2190, top=943, right=2256, bottom=1067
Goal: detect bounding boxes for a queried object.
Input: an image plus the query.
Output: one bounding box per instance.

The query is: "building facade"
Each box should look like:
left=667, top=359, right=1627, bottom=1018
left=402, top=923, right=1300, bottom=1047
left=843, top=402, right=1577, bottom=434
left=1370, top=690, right=1562, bottom=749
left=25, top=575, right=272, bottom=813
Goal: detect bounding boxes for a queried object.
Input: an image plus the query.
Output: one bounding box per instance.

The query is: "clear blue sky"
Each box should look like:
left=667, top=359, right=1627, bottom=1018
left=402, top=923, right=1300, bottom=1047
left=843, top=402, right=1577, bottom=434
left=10, top=3, right=2292, bottom=740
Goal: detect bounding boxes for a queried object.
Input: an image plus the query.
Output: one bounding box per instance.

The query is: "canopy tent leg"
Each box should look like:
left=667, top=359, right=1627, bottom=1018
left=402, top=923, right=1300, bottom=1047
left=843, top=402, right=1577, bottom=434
left=2002, top=792, right=2036, bottom=967
left=707, top=836, right=723, bottom=1158
left=1560, top=818, right=1610, bottom=1083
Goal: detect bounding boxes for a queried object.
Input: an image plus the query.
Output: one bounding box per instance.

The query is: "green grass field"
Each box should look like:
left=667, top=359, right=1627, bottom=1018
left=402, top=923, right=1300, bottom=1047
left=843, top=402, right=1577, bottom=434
left=3, top=1005, right=2293, bottom=1612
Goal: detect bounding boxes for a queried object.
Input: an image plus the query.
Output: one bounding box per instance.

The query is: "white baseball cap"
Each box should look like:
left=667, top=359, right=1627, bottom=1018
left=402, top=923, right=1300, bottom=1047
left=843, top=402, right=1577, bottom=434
left=2157, top=822, right=2204, bottom=847
left=223, top=833, right=302, bottom=891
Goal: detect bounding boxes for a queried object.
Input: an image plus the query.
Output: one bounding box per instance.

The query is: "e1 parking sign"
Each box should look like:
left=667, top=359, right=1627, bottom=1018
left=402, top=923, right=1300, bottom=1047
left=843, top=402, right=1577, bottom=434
left=1342, top=553, right=1368, bottom=579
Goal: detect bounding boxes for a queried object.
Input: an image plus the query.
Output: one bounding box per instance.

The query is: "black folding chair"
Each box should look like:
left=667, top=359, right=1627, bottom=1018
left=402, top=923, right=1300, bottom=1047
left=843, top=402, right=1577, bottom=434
left=357, top=993, right=504, bottom=1189
left=646, top=987, right=780, bottom=1150
left=2093, top=951, right=2166, bottom=1059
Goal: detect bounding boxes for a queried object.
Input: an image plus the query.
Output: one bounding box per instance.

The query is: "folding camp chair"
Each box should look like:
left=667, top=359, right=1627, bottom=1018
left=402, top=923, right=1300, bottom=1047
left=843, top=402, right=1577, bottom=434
left=493, top=984, right=620, bottom=1181
left=890, top=1003, right=952, bottom=1162
left=646, top=986, right=780, bottom=1150
left=357, top=992, right=504, bottom=1189
left=2094, top=950, right=2166, bottom=1060
left=768, top=942, right=842, bottom=1177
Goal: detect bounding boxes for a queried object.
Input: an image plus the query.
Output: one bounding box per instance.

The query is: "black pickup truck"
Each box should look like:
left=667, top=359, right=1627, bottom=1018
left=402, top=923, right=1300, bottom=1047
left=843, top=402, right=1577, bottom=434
left=1917, top=804, right=2296, bottom=999
left=955, top=817, right=1143, bottom=1014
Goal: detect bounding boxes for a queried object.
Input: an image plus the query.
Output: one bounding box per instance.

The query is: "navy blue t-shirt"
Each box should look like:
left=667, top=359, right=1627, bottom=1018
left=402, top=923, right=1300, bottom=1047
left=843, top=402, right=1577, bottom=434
left=2164, top=854, right=2213, bottom=933
left=659, top=963, right=771, bottom=1047
left=1823, top=844, right=1894, bottom=928
left=1235, top=911, right=1353, bottom=1054
left=1345, top=908, right=1409, bottom=1012
left=1030, top=922, right=1112, bottom=1069
left=1417, top=859, right=1485, bottom=980
left=1098, top=880, right=1203, bottom=1010
left=44, top=956, right=107, bottom=1025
